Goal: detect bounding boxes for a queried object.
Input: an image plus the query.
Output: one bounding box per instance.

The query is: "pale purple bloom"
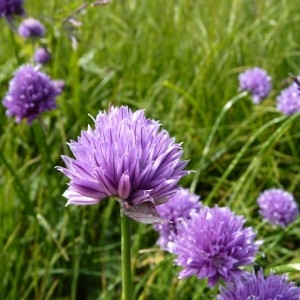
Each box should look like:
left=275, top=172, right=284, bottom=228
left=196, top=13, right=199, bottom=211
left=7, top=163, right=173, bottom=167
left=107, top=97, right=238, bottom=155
left=257, top=188, right=299, bottom=227
left=52, top=80, right=65, bottom=96
left=57, top=106, right=189, bottom=224
left=238, top=67, right=272, bottom=104
left=34, top=47, right=51, bottom=65
left=18, top=18, right=45, bottom=38
left=217, top=270, right=300, bottom=300
left=169, top=206, right=261, bottom=287
left=277, top=83, right=300, bottom=115
left=0, top=0, right=25, bottom=19
left=153, top=188, right=201, bottom=250
left=2, top=65, right=58, bottom=123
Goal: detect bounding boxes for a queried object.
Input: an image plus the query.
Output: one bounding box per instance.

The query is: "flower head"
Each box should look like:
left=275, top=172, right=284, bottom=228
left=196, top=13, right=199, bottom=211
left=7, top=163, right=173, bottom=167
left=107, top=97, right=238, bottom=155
left=52, top=80, right=65, bottom=96
left=34, top=47, right=51, bottom=65
left=257, top=188, right=299, bottom=227
left=18, top=18, right=45, bottom=38
left=238, top=67, right=272, bottom=104
left=154, top=188, right=201, bottom=250
left=2, top=65, right=58, bottom=123
left=276, top=83, right=300, bottom=115
left=57, top=106, right=189, bottom=223
left=217, top=270, right=300, bottom=300
left=0, top=0, right=25, bottom=19
left=169, top=205, right=261, bottom=287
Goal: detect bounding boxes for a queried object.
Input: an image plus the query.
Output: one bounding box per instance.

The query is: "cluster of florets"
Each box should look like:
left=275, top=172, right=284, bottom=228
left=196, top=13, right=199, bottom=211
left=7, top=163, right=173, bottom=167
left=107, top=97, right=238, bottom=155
left=18, top=17, right=45, bottom=38
left=153, top=181, right=299, bottom=294
left=55, top=104, right=299, bottom=295
left=257, top=188, right=299, bottom=227
left=2, top=65, right=62, bottom=123
left=276, top=83, right=300, bottom=115
left=57, top=106, right=189, bottom=223
left=16, top=17, right=52, bottom=65
left=217, top=270, right=300, bottom=299
left=0, top=0, right=25, bottom=19
left=238, top=67, right=272, bottom=104
left=238, top=67, right=300, bottom=115
left=34, top=47, right=51, bottom=64
left=168, top=205, right=261, bottom=287
left=153, top=188, right=201, bottom=249
left=1, top=2, right=65, bottom=123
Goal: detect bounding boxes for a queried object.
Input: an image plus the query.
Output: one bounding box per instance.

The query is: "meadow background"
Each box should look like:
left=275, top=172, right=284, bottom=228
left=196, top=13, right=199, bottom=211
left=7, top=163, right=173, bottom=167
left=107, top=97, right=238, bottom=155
left=1, top=0, right=300, bottom=299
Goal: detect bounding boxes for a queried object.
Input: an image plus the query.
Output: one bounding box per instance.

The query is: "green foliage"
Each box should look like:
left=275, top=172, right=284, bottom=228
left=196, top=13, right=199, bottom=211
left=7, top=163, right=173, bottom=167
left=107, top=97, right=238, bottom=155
left=1, top=0, right=300, bottom=299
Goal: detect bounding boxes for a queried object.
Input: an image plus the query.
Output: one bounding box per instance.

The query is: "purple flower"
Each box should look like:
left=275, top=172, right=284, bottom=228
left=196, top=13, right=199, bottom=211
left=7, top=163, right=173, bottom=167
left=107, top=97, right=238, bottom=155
left=257, top=188, right=299, bottom=227
left=276, top=83, right=300, bottom=115
left=57, top=106, right=189, bottom=224
left=169, top=205, right=261, bottom=287
left=52, top=80, right=65, bottom=96
left=18, top=18, right=45, bottom=38
left=238, top=67, right=272, bottom=104
left=153, top=188, right=201, bottom=250
left=0, top=0, right=25, bottom=19
left=34, top=47, right=51, bottom=65
left=2, top=65, right=58, bottom=123
left=217, top=270, right=300, bottom=300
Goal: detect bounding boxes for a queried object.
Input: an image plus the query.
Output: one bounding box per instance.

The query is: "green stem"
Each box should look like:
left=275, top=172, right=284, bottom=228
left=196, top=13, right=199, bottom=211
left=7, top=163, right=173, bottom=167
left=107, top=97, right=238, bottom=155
left=120, top=210, right=132, bottom=300
left=8, top=25, right=21, bottom=65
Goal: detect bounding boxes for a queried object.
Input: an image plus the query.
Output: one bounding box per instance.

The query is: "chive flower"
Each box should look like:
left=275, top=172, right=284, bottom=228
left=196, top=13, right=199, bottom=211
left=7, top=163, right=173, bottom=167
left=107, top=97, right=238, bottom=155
left=238, top=67, right=272, bottom=104
left=257, top=188, right=299, bottom=227
left=57, top=106, right=189, bottom=224
left=154, top=188, right=201, bottom=250
left=0, top=0, right=25, bottom=19
left=217, top=270, right=300, bottom=300
left=18, top=18, right=45, bottom=38
left=52, top=80, right=65, bottom=95
left=276, top=83, right=300, bottom=116
left=2, top=65, right=59, bottom=123
left=34, top=47, right=51, bottom=65
left=169, top=206, right=261, bottom=287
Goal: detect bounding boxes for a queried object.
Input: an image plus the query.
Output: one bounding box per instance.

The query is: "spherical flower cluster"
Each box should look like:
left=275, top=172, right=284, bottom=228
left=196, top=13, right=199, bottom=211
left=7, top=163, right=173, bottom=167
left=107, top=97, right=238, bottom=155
left=238, top=67, right=272, bottom=104
left=2, top=65, right=59, bottom=123
left=57, top=106, right=189, bottom=224
left=169, top=205, right=261, bottom=287
left=276, top=83, right=300, bottom=115
left=217, top=270, right=300, bottom=300
left=153, top=188, right=201, bottom=250
left=34, top=47, right=51, bottom=65
left=18, top=18, right=45, bottom=38
left=257, top=188, right=299, bottom=227
left=0, top=0, right=25, bottom=19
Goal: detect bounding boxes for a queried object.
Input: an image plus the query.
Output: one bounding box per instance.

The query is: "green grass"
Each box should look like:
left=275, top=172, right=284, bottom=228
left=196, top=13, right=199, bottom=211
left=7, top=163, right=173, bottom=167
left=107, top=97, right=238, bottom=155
left=1, top=0, right=300, bottom=299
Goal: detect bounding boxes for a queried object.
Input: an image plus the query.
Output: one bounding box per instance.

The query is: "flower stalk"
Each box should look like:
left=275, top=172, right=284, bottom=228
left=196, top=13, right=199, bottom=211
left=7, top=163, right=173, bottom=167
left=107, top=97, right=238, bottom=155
left=120, top=209, right=132, bottom=300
